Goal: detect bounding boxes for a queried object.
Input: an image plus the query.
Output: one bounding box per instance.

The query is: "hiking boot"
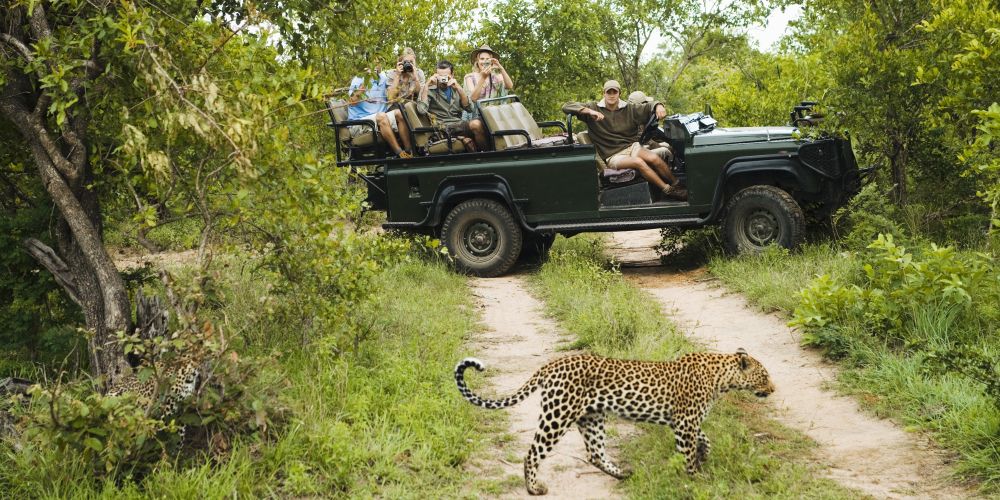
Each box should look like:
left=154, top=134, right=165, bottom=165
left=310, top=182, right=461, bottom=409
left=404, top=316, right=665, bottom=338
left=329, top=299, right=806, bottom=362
left=662, top=184, right=688, bottom=201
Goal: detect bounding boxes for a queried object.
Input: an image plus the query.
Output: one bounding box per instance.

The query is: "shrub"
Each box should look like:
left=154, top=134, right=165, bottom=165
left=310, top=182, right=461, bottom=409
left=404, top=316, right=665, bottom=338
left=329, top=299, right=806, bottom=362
left=792, top=234, right=993, bottom=347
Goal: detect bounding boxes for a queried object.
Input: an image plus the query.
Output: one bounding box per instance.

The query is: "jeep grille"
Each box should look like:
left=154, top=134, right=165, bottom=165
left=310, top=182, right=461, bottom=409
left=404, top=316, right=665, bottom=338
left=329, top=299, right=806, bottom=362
left=799, top=139, right=840, bottom=177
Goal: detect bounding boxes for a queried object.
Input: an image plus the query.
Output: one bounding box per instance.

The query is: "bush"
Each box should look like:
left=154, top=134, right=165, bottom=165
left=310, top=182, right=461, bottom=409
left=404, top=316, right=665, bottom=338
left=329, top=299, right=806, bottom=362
left=791, top=234, right=994, bottom=349
left=832, top=183, right=906, bottom=250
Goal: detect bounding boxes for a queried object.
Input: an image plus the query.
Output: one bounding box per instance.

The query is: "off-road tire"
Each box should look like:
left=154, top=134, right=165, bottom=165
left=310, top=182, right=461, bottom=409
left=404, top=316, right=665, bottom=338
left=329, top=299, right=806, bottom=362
left=723, top=185, right=805, bottom=254
left=441, top=199, right=523, bottom=277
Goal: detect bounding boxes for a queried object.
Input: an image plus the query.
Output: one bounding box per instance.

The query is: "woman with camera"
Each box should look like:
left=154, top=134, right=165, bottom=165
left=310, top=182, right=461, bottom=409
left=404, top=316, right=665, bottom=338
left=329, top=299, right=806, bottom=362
left=387, top=47, right=426, bottom=105
left=463, top=44, right=514, bottom=104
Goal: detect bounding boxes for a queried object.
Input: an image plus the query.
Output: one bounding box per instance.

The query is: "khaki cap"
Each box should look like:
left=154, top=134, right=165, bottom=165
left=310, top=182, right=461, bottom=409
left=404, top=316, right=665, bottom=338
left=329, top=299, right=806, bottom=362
left=628, top=90, right=649, bottom=103
left=603, top=80, right=621, bottom=92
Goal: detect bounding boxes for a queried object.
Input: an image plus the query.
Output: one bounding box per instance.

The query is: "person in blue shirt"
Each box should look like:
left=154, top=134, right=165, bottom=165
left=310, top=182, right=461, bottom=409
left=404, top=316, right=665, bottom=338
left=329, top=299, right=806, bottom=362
left=347, top=61, right=413, bottom=157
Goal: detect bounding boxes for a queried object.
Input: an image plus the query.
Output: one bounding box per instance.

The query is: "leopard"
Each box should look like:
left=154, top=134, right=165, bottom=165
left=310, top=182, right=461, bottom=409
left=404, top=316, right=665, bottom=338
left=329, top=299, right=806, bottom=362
left=106, top=351, right=202, bottom=439
left=454, top=348, right=774, bottom=496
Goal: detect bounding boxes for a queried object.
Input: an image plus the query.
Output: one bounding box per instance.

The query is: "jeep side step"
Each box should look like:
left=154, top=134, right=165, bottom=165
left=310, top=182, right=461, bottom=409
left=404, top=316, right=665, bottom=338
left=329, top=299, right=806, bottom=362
left=534, top=216, right=702, bottom=233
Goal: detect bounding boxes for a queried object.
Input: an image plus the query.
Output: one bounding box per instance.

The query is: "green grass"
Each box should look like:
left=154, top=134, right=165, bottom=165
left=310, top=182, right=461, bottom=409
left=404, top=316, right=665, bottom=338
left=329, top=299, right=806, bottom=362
left=708, top=242, right=1000, bottom=492
left=0, top=259, right=505, bottom=498
left=528, top=235, right=855, bottom=498
left=707, top=243, right=859, bottom=315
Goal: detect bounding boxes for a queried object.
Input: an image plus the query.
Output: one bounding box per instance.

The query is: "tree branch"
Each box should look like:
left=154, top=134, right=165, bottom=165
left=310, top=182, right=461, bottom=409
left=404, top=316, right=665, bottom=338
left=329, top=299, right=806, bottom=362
left=0, top=33, right=33, bottom=63
left=23, top=238, right=83, bottom=307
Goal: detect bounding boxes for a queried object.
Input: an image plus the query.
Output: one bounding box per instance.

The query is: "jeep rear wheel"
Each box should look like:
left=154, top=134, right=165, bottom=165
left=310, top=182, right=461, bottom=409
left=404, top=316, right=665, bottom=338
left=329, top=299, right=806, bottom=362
left=442, top=199, right=523, bottom=277
left=723, top=185, right=804, bottom=254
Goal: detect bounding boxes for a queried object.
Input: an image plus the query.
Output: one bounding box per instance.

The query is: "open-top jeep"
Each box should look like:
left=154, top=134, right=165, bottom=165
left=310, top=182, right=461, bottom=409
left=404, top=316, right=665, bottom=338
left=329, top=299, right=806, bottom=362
left=326, top=97, right=864, bottom=277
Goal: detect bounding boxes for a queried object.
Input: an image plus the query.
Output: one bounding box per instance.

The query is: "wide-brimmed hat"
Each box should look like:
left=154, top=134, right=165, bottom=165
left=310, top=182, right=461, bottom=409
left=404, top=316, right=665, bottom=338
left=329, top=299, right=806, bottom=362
left=470, top=44, right=500, bottom=64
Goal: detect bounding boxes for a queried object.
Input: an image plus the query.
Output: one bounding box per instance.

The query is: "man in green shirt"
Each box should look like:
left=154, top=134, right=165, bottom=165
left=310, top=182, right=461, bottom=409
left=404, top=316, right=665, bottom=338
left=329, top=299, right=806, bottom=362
left=563, top=80, right=687, bottom=200
left=417, top=60, right=488, bottom=152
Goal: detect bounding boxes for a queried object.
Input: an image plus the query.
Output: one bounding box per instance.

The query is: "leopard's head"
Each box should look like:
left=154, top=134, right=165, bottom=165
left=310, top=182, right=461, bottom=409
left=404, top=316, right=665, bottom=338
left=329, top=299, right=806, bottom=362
left=730, top=348, right=774, bottom=397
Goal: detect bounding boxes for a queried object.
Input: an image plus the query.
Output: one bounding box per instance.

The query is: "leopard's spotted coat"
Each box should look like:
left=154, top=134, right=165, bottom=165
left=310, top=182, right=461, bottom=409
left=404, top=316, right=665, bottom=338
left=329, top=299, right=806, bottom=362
left=455, top=349, right=774, bottom=495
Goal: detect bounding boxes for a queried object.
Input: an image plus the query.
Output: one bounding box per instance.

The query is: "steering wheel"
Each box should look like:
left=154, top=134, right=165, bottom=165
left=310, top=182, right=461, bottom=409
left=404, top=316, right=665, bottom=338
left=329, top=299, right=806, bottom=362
left=638, top=112, right=661, bottom=145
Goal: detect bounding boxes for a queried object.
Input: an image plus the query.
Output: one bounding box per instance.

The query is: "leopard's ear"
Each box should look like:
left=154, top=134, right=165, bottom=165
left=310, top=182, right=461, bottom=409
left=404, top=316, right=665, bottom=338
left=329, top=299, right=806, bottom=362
left=736, top=348, right=749, bottom=370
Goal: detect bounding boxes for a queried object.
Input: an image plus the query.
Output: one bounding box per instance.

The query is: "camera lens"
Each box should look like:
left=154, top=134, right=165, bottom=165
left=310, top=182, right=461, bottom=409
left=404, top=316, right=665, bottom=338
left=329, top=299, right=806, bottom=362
left=402, top=61, right=413, bottom=72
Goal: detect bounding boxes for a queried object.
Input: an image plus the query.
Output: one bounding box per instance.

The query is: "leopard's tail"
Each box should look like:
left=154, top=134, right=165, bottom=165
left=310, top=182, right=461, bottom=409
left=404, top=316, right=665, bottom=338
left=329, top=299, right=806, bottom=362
left=455, top=358, right=541, bottom=409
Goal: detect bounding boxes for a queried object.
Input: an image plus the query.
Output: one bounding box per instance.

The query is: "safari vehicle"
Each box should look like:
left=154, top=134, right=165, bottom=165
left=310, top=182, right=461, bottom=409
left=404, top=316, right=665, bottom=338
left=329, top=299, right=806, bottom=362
left=325, top=97, right=864, bottom=277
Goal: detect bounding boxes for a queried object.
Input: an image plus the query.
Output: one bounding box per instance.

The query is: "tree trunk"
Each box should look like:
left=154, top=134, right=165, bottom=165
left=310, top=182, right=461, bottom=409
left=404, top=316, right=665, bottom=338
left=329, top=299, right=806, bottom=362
left=2, top=4, right=131, bottom=388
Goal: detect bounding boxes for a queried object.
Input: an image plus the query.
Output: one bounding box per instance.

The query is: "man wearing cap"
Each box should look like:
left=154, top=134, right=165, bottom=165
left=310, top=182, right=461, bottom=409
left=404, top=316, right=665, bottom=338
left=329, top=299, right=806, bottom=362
left=563, top=81, right=687, bottom=200
left=464, top=44, right=514, bottom=103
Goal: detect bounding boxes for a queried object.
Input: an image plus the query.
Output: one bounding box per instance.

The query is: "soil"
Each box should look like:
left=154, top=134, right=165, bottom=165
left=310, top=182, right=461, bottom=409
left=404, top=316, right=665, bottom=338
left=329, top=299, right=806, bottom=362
left=608, top=229, right=973, bottom=500
left=466, top=276, right=630, bottom=499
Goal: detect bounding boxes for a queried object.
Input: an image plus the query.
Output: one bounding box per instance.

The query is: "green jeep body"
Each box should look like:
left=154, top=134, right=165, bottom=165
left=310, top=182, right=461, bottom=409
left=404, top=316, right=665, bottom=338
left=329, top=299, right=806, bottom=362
left=333, top=99, right=863, bottom=277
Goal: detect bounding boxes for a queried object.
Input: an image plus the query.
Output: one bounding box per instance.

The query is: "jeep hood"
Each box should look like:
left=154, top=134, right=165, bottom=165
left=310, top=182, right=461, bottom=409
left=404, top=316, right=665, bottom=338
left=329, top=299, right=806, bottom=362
left=691, top=127, right=798, bottom=147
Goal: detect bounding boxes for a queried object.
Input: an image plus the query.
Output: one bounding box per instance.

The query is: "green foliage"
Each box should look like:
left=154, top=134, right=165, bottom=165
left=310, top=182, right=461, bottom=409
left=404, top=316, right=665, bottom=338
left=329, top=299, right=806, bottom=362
left=474, top=0, right=613, bottom=120
left=791, top=234, right=994, bottom=347
left=714, top=238, right=1000, bottom=488
left=924, top=345, right=1000, bottom=411
left=1, top=257, right=500, bottom=496
left=0, top=203, right=83, bottom=377
left=13, top=385, right=168, bottom=482
left=964, top=102, right=1000, bottom=235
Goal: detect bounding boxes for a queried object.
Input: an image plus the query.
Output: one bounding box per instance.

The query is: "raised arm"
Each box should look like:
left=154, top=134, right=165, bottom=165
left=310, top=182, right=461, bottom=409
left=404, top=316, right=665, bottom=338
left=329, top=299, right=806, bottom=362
left=562, top=101, right=603, bottom=121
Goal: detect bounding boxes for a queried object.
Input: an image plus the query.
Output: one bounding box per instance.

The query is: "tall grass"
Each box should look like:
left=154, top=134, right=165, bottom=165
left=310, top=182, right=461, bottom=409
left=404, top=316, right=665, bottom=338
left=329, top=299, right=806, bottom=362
left=0, top=259, right=504, bottom=498
left=528, top=235, right=854, bottom=498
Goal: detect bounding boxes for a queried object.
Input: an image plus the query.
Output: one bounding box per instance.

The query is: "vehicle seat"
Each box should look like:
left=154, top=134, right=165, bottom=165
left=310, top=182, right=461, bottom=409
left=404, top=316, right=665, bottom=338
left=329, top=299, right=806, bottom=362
left=401, top=101, right=466, bottom=155
left=510, top=102, right=569, bottom=148
left=481, top=101, right=568, bottom=151
left=326, top=99, right=381, bottom=155
left=481, top=103, right=527, bottom=150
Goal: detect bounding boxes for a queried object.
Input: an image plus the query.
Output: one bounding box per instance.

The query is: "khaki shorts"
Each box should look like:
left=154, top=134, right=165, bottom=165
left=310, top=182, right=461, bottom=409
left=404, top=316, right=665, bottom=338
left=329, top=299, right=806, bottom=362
left=349, top=111, right=397, bottom=137
left=605, top=142, right=642, bottom=169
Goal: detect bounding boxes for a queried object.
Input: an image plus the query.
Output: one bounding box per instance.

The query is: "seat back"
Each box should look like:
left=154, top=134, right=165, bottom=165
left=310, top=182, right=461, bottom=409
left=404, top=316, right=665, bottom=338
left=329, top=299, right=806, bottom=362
left=402, top=101, right=436, bottom=148
left=482, top=104, right=527, bottom=151
left=511, top=102, right=544, bottom=140
left=576, top=131, right=591, bottom=144
left=326, top=99, right=352, bottom=143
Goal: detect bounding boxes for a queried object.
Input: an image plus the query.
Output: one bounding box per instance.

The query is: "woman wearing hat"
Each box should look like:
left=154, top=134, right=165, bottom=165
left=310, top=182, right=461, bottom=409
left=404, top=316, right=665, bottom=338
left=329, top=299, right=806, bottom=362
left=463, top=44, right=514, bottom=104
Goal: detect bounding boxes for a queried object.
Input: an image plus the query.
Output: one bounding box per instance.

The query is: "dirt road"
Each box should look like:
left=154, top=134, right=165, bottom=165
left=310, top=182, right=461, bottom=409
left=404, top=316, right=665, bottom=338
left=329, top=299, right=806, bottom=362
left=610, top=230, right=969, bottom=500
left=466, top=277, right=626, bottom=499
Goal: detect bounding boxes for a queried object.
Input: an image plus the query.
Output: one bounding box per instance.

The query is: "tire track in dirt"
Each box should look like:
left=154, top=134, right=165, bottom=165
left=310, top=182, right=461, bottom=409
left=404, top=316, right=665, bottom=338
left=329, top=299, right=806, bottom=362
left=610, top=230, right=971, bottom=500
left=465, top=276, right=626, bottom=499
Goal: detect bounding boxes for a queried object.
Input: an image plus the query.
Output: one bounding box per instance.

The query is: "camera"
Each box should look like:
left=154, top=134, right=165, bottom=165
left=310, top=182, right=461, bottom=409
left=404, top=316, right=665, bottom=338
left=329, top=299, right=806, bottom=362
left=401, top=60, right=414, bottom=73
left=437, top=75, right=450, bottom=86
left=482, top=60, right=491, bottom=70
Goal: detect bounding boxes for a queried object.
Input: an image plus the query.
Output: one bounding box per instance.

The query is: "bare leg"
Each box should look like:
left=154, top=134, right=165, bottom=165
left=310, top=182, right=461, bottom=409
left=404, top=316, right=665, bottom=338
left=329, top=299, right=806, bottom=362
left=612, top=157, right=670, bottom=191
left=469, top=119, right=489, bottom=151
left=391, top=109, right=412, bottom=152
left=637, top=147, right=679, bottom=185
left=375, top=112, right=403, bottom=154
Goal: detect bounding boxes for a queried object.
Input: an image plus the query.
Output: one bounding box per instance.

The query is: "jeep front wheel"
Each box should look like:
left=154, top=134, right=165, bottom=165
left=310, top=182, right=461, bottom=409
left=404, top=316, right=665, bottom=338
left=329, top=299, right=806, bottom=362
left=441, top=199, right=523, bottom=277
left=723, top=185, right=804, bottom=254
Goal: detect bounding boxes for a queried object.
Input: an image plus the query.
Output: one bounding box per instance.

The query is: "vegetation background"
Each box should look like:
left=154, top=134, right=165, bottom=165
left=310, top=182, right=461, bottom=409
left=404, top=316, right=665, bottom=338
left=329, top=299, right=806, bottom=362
left=1, top=0, right=998, bottom=496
